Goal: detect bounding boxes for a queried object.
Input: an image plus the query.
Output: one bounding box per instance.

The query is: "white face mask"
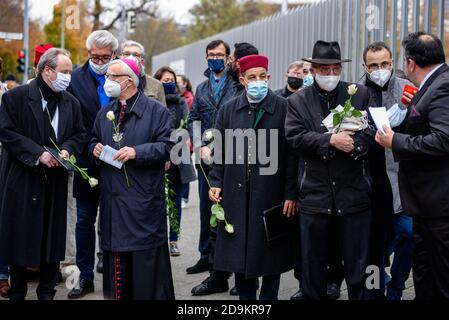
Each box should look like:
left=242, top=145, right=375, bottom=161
left=89, top=59, right=109, bottom=75
left=315, top=74, right=340, bottom=92
left=47, top=68, right=71, bottom=92
left=103, top=78, right=129, bottom=98
left=368, top=68, right=392, bottom=87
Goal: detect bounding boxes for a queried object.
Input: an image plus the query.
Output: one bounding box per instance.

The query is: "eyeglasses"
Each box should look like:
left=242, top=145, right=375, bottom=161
left=207, top=53, right=227, bottom=60
left=90, top=55, right=112, bottom=64
left=366, top=61, right=392, bottom=71
left=105, top=73, right=129, bottom=81
left=315, top=65, right=342, bottom=76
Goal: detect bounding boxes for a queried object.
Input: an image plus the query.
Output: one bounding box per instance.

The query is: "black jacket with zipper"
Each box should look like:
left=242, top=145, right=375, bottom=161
left=285, top=81, right=375, bottom=215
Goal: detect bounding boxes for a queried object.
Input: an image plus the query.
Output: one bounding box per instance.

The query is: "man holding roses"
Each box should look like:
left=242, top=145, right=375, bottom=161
left=285, top=40, right=375, bottom=300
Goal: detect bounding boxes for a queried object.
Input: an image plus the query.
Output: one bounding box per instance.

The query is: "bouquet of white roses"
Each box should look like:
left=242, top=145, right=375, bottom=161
left=322, top=84, right=368, bottom=134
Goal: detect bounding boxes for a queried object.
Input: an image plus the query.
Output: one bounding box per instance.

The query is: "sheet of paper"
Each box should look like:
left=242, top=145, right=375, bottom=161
left=99, top=145, right=123, bottom=169
left=369, top=107, right=390, bottom=134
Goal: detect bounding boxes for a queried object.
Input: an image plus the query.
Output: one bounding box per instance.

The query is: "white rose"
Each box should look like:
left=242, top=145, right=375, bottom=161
left=106, top=111, right=115, bottom=121
left=204, top=130, right=214, bottom=142
left=88, top=178, right=98, bottom=188
left=225, top=224, right=234, bottom=234
left=348, top=84, right=358, bottom=96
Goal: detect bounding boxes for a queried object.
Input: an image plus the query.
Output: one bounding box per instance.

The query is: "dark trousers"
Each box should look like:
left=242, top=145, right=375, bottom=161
left=182, top=183, right=190, bottom=201
left=368, top=207, right=391, bottom=299
left=169, top=179, right=183, bottom=242
left=413, top=217, right=449, bottom=300
left=9, top=263, right=59, bottom=300
left=301, top=210, right=371, bottom=300
left=197, top=166, right=212, bottom=261
left=235, top=273, right=280, bottom=300
left=75, top=199, right=100, bottom=282
left=293, top=215, right=344, bottom=288
left=198, top=164, right=230, bottom=281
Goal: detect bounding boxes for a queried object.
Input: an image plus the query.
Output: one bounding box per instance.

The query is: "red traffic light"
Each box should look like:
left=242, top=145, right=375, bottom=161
left=18, top=50, right=25, bottom=59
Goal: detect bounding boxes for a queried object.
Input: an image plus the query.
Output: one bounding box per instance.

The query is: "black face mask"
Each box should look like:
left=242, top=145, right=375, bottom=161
left=287, top=76, right=303, bottom=90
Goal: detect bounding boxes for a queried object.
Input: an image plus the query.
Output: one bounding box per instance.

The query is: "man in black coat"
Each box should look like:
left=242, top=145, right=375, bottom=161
left=187, top=40, right=237, bottom=296
left=274, top=61, right=306, bottom=99
left=286, top=41, right=375, bottom=300
left=0, top=48, right=86, bottom=300
left=376, top=32, right=449, bottom=300
left=67, top=30, right=119, bottom=299
left=209, top=54, right=299, bottom=300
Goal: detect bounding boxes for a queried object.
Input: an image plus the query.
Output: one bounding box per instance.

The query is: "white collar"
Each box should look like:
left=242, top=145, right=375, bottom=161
left=419, top=64, right=444, bottom=89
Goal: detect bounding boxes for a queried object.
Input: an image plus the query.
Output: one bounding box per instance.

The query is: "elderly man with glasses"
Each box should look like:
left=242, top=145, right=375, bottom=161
left=67, top=30, right=119, bottom=299
left=120, top=40, right=166, bottom=105
left=285, top=40, right=375, bottom=300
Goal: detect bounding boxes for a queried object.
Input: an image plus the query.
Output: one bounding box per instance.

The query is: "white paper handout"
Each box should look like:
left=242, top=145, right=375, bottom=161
left=99, top=145, right=123, bottom=169
left=369, top=107, right=390, bottom=134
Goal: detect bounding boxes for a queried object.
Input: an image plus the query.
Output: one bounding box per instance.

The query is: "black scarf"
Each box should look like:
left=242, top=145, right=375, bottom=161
left=37, top=73, right=61, bottom=120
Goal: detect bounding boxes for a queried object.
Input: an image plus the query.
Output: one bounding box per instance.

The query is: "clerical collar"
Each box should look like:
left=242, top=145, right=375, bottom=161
left=119, top=91, right=139, bottom=107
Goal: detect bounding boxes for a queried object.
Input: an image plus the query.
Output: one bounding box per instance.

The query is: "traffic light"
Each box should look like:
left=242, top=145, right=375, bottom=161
left=17, top=50, right=25, bottom=73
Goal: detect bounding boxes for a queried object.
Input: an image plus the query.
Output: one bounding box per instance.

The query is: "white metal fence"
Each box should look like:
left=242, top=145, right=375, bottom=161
left=152, top=0, right=449, bottom=90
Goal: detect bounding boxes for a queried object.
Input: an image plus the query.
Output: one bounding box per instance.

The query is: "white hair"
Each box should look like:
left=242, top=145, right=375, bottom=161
left=121, top=40, right=145, bottom=58
left=109, top=60, right=140, bottom=87
left=86, top=30, right=119, bottom=52
left=37, top=48, right=71, bottom=74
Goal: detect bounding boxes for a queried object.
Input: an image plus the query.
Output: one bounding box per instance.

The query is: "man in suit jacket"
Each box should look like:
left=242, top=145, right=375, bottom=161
left=0, top=48, right=86, bottom=300
left=376, top=32, right=449, bottom=300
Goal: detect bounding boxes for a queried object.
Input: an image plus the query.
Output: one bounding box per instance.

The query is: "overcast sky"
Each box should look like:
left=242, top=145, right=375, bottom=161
left=29, top=0, right=320, bottom=25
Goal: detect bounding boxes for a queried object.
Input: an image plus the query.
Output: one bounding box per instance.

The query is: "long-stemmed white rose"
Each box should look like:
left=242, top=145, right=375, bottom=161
left=332, top=84, right=363, bottom=133
left=106, top=111, right=130, bottom=187
left=49, top=137, right=98, bottom=188
left=198, top=162, right=234, bottom=234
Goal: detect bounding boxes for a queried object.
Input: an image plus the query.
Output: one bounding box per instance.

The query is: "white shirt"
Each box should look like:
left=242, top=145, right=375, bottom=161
left=419, top=64, right=445, bottom=90
left=42, top=98, right=59, bottom=139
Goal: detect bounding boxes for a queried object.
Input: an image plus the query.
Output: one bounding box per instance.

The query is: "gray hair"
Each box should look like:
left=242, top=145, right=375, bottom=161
left=121, top=40, right=145, bottom=58
left=86, top=30, right=119, bottom=52
left=37, top=48, right=71, bottom=74
left=109, top=60, right=140, bottom=87
left=287, top=61, right=305, bottom=73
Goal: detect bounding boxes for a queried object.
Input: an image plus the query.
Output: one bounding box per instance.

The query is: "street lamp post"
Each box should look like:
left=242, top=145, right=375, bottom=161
left=282, top=0, right=288, bottom=14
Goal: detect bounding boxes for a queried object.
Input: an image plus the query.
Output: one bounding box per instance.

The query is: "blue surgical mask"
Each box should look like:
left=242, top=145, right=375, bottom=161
left=208, top=59, right=226, bottom=74
left=387, top=103, right=408, bottom=128
left=246, top=80, right=268, bottom=103
left=303, top=74, right=314, bottom=87
left=162, top=82, right=177, bottom=95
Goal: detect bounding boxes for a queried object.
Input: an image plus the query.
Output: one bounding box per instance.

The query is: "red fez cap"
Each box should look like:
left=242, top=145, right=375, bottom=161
left=238, top=54, right=269, bottom=74
left=35, top=43, right=54, bottom=65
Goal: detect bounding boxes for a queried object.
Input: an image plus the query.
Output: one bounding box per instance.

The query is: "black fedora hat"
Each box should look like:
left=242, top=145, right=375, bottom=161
left=303, top=41, right=351, bottom=65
